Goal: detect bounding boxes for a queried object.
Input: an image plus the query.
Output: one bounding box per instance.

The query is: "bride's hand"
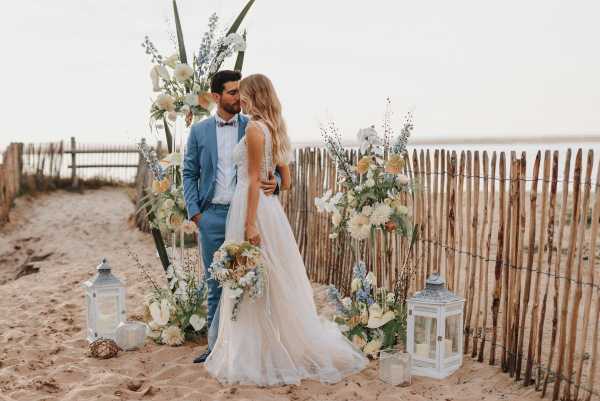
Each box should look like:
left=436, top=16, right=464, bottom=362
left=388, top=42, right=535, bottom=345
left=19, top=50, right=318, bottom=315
left=245, top=224, right=261, bottom=246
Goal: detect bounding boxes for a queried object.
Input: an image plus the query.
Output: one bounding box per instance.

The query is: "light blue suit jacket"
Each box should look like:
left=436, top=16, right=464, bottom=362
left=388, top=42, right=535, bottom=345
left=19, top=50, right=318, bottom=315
left=183, top=114, right=249, bottom=220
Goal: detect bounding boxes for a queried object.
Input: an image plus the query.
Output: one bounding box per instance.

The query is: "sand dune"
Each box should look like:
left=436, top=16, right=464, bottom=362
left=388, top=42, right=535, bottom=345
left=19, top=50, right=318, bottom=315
left=0, top=188, right=546, bottom=401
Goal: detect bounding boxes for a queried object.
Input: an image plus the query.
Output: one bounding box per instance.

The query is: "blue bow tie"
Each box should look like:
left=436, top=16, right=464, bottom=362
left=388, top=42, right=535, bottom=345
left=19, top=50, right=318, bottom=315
left=217, top=120, right=237, bottom=127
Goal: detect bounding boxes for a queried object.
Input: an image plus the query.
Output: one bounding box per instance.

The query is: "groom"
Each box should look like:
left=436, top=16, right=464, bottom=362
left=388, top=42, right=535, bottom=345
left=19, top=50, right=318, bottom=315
left=183, top=70, right=279, bottom=363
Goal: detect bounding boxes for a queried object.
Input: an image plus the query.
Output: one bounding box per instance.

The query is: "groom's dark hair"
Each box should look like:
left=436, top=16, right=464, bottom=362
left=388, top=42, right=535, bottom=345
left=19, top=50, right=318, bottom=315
left=211, top=70, right=242, bottom=94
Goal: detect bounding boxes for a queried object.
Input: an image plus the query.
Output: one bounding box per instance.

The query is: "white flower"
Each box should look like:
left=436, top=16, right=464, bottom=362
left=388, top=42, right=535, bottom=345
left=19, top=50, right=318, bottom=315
left=342, top=297, right=352, bottom=309
left=167, top=111, right=177, bottom=121
left=370, top=203, right=393, bottom=226
left=149, top=299, right=171, bottom=327
left=329, top=233, right=338, bottom=239
left=226, top=33, right=246, bottom=52
left=180, top=104, right=191, bottom=114
left=161, top=152, right=182, bottom=167
left=365, top=178, right=375, bottom=188
left=315, top=190, right=332, bottom=212
left=163, top=199, right=175, bottom=210
left=386, top=292, right=395, bottom=304
left=356, top=126, right=382, bottom=153
left=150, top=65, right=170, bottom=91
left=331, top=211, right=342, bottom=226
left=189, top=314, right=206, bottom=331
left=229, top=287, right=243, bottom=299
left=365, top=271, right=376, bottom=286
left=363, top=338, right=383, bottom=357
left=397, top=174, right=410, bottom=185
left=361, top=205, right=373, bottom=217
left=155, top=93, right=175, bottom=112
left=176, top=196, right=186, bottom=209
left=164, top=54, right=179, bottom=68
left=174, top=63, right=194, bottom=82
left=351, top=278, right=362, bottom=293
left=184, top=93, right=198, bottom=106
left=348, top=213, right=371, bottom=240
left=161, top=325, right=184, bottom=346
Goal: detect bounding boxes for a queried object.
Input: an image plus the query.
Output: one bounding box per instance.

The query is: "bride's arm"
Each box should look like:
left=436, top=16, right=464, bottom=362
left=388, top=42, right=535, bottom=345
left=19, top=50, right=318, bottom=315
left=244, top=123, right=265, bottom=245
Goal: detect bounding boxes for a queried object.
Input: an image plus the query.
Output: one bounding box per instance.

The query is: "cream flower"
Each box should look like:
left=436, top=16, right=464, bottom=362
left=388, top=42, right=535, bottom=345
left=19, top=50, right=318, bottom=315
left=184, top=93, right=199, bottom=106
left=351, top=278, right=362, bottom=293
left=155, top=93, right=175, bottom=112
left=174, top=63, right=194, bottom=82
left=189, top=315, right=206, bottom=331
left=149, top=299, right=171, bottom=327
left=386, top=292, right=396, bottom=304
left=397, top=174, right=410, bottom=185
left=342, top=297, right=352, bottom=309
left=163, top=198, right=175, bottom=210
left=363, top=338, right=383, bottom=357
left=370, top=203, right=393, bottom=226
left=348, top=213, right=371, bottom=240
left=361, top=205, right=373, bottom=217
left=365, top=178, right=375, bottom=188
left=161, top=325, right=184, bottom=346
left=164, top=54, right=179, bottom=68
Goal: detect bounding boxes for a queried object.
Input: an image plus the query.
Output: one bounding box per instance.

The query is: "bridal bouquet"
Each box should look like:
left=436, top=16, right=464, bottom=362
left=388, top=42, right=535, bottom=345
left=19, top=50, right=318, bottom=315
left=326, top=261, right=407, bottom=357
left=315, top=102, right=415, bottom=242
left=210, top=241, right=267, bottom=321
left=143, top=1, right=254, bottom=127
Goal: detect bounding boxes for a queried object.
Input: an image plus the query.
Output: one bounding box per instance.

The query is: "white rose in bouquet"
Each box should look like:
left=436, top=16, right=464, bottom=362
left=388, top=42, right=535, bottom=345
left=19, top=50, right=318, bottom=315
left=174, top=63, right=194, bottom=82
left=369, top=203, right=393, bottom=226
left=184, top=93, right=199, bottom=106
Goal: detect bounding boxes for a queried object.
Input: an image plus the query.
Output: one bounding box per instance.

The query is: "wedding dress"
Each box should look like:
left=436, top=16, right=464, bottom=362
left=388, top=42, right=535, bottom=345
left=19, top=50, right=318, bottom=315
left=204, top=121, right=368, bottom=386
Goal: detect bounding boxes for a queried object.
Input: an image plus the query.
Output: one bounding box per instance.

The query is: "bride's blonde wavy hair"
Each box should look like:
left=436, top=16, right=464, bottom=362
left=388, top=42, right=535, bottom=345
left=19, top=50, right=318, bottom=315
left=240, top=74, right=292, bottom=165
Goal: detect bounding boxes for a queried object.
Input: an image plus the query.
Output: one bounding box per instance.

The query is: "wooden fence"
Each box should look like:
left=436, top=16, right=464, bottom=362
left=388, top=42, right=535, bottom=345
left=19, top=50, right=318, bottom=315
left=280, top=147, right=600, bottom=401
left=0, top=144, right=23, bottom=224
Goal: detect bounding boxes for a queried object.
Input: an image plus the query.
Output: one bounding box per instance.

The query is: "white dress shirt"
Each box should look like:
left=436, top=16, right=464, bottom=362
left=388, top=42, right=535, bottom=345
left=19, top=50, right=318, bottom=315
left=212, top=114, right=239, bottom=205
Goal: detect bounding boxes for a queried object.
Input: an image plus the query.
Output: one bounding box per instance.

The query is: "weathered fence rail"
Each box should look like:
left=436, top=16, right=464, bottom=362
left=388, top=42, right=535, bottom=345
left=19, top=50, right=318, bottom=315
left=280, top=147, right=600, bottom=401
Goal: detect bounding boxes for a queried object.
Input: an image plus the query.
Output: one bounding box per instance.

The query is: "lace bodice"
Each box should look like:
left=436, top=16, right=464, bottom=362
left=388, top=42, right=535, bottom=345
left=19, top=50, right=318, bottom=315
left=233, top=120, right=275, bottom=184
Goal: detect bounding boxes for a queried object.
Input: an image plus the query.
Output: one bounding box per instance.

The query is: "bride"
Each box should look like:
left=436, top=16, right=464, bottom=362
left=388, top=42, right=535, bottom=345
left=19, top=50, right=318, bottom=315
left=204, top=74, right=368, bottom=386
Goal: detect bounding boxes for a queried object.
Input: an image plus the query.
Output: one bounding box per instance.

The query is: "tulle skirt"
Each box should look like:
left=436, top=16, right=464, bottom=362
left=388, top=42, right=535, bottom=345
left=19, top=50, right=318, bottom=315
left=204, top=185, right=368, bottom=386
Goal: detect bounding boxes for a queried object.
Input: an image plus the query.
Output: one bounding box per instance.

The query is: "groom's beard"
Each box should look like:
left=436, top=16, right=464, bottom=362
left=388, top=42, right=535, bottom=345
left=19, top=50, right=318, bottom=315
left=221, top=102, right=241, bottom=115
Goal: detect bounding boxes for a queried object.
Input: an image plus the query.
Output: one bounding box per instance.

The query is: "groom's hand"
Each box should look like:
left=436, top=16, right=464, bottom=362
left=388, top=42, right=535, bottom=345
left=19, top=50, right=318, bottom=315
left=191, top=213, right=202, bottom=227
left=260, top=172, right=277, bottom=196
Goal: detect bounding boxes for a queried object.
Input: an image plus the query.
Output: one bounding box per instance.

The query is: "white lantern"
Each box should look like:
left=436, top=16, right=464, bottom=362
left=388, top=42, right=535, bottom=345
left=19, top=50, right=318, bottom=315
left=82, top=258, right=127, bottom=343
left=407, top=273, right=464, bottom=379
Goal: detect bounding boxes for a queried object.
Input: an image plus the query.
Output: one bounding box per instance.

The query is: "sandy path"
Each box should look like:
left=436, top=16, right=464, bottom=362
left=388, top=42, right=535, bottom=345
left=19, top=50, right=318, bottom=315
left=0, top=188, right=547, bottom=401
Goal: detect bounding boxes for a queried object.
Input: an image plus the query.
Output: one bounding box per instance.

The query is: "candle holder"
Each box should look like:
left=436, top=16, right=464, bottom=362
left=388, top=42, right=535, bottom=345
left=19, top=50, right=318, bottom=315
left=379, top=349, right=412, bottom=386
left=115, top=321, right=147, bottom=351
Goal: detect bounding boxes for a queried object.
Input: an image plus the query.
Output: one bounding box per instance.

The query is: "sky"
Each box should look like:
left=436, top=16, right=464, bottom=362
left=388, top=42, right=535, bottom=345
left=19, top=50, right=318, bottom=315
left=1, top=0, right=600, bottom=148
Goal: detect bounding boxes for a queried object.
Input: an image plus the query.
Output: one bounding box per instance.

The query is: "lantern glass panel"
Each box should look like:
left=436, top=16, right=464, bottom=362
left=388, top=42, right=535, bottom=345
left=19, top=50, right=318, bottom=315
left=413, top=315, right=437, bottom=360
left=95, top=291, right=120, bottom=335
left=444, top=313, right=461, bottom=358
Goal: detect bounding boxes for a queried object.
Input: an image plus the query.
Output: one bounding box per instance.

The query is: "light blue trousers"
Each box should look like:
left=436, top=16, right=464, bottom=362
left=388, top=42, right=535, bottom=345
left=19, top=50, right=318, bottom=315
left=197, top=203, right=229, bottom=351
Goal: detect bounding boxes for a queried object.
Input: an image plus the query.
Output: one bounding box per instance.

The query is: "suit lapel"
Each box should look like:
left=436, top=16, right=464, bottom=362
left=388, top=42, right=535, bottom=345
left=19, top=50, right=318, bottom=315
left=207, top=116, right=218, bottom=173
left=237, top=114, right=246, bottom=142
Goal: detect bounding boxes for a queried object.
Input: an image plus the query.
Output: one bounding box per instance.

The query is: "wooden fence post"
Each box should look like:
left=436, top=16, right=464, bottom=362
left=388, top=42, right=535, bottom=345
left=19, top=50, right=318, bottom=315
left=70, top=137, right=78, bottom=188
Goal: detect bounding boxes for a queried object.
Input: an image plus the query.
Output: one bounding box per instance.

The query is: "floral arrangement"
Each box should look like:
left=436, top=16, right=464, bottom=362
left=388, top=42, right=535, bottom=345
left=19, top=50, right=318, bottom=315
left=131, top=250, right=208, bottom=346
left=315, top=101, right=415, bottom=242
left=326, top=261, right=407, bottom=357
left=137, top=143, right=195, bottom=236
left=209, top=241, right=266, bottom=321
left=142, top=1, right=254, bottom=127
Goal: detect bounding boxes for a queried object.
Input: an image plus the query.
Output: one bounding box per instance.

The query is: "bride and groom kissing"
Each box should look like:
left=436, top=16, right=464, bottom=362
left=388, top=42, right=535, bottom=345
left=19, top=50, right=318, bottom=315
left=183, top=70, right=367, bottom=386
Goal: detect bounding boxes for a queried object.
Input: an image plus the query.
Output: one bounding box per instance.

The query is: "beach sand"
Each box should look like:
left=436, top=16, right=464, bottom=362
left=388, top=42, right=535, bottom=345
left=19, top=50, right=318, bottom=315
left=0, top=188, right=547, bottom=401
